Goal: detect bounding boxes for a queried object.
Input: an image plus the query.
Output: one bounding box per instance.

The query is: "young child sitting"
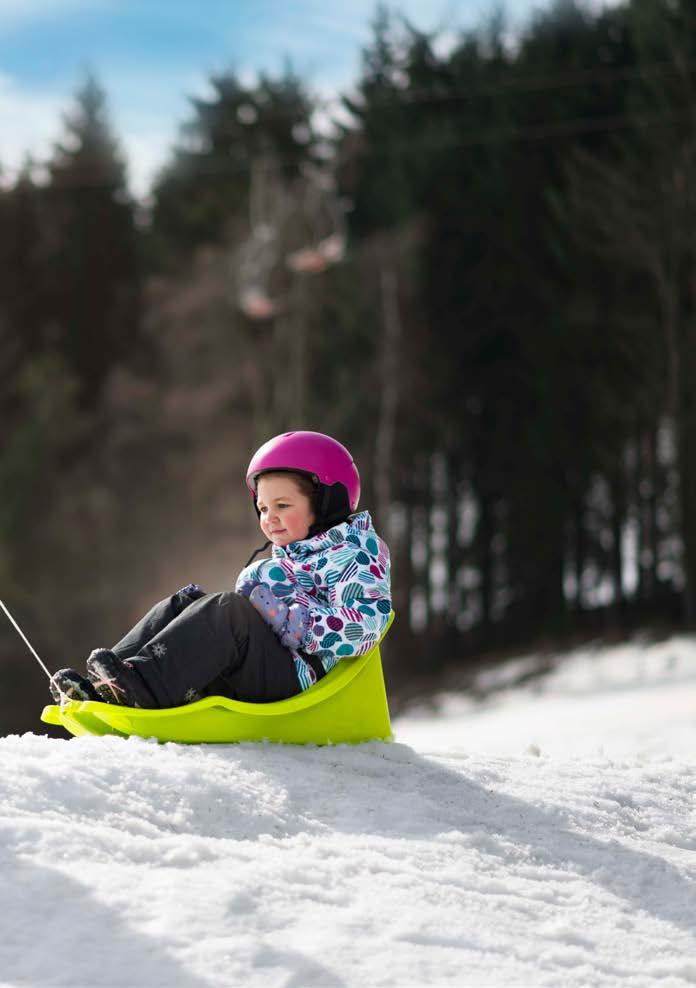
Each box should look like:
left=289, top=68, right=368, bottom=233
left=49, top=431, right=392, bottom=708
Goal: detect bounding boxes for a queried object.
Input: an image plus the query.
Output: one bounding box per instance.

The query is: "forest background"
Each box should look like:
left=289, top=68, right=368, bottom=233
left=2, top=0, right=693, bottom=734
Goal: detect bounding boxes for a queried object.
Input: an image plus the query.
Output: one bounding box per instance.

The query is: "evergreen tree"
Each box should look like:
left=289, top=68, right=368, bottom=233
left=151, top=67, right=318, bottom=257
left=45, top=74, right=141, bottom=407
left=339, top=0, right=673, bottom=662
left=0, top=163, right=46, bottom=364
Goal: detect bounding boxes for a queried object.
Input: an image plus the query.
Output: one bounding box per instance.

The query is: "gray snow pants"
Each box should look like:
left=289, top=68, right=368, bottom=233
left=111, top=590, right=301, bottom=707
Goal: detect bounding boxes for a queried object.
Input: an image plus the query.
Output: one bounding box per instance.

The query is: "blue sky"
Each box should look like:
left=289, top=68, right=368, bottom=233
left=0, top=0, right=569, bottom=197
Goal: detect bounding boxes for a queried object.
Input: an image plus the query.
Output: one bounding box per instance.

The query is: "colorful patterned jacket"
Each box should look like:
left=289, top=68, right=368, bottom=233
left=235, top=511, right=392, bottom=690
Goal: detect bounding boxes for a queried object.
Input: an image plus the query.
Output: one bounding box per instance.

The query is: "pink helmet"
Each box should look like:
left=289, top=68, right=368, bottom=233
left=246, top=431, right=360, bottom=520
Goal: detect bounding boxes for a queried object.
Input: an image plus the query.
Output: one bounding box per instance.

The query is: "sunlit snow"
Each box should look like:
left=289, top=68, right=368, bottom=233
left=2, top=633, right=695, bottom=987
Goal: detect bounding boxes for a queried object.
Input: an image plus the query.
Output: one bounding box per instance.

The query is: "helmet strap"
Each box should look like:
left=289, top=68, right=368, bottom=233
left=244, top=539, right=272, bottom=567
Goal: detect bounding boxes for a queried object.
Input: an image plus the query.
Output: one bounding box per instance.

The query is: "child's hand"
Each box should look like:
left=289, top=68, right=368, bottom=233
left=249, top=585, right=309, bottom=649
left=282, top=601, right=310, bottom=649
left=178, top=583, right=205, bottom=599
left=236, top=577, right=260, bottom=599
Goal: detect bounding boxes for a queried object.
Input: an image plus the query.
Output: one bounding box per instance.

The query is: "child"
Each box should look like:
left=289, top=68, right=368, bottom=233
left=49, top=431, right=392, bottom=708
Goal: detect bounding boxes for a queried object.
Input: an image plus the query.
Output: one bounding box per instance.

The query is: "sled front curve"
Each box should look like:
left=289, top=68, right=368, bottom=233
left=41, top=612, right=394, bottom=745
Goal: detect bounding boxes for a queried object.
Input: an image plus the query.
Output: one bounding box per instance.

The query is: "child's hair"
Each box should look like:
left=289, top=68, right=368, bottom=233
left=258, top=470, right=316, bottom=502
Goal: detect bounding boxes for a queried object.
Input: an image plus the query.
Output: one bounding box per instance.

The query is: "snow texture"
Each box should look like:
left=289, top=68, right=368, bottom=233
left=2, top=634, right=696, bottom=987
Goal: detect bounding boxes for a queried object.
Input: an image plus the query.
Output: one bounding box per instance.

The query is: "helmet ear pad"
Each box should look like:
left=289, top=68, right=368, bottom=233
left=309, top=481, right=352, bottom=535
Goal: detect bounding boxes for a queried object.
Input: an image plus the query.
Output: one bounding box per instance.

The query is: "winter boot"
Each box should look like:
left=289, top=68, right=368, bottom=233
left=86, top=648, right=158, bottom=708
left=49, top=668, right=100, bottom=704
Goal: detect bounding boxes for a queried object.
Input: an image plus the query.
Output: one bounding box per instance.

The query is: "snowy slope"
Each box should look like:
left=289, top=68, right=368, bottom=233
left=2, top=635, right=696, bottom=988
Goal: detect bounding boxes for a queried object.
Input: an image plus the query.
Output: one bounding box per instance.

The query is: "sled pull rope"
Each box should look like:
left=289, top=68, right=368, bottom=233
left=0, top=598, right=54, bottom=682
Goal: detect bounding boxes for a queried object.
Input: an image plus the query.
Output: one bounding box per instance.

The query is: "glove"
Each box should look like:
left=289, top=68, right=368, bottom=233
left=236, top=577, right=260, bottom=599
left=178, top=583, right=205, bottom=599
left=249, top=585, right=310, bottom=649
left=174, top=583, right=206, bottom=615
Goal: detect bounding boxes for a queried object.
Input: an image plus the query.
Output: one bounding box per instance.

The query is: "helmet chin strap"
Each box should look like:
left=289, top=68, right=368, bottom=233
left=244, top=540, right=272, bottom=567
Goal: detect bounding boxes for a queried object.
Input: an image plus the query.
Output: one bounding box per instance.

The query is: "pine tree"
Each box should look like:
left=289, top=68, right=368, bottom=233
left=151, top=67, right=318, bottom=257
left=45, top=74, right=141, bottom=407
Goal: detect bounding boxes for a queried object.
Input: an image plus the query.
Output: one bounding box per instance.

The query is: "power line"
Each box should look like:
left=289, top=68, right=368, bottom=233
left=328, top=57, right=696, bottom=108
left=160, top=106, right=694, bottom=175
left=0, top=103, right=689, bottom=192
left=373, top=105, right=696, bottom=153
left=3, top=91, right=695, bottom=192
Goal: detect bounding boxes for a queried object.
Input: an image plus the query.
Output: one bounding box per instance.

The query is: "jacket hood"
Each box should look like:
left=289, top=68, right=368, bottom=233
left=273, top=510, right=377, bottom=561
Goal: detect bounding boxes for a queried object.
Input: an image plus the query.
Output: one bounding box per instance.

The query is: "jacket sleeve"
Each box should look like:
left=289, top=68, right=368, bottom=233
left=300, top=543, right=392, bottom=658
left=235, top=561, right=263, bottom=595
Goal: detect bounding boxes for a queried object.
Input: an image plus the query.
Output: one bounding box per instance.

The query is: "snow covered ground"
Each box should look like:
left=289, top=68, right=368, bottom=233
left=2, top=634, right=696, bottom=988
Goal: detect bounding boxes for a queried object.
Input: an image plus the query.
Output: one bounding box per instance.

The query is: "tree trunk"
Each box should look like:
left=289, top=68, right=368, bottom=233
left=446, top=455, right=462, bottom=627
left=574, top=494, right=586, bottom=613
left=374, top=263, right=401, bottom=535
left=610, top=474, right=625, bottom=619
left=678, top=323, right=696, bottom=623
left=638, top=427, right=659, bottom=600
left=477, top=492, right=494, bottom=628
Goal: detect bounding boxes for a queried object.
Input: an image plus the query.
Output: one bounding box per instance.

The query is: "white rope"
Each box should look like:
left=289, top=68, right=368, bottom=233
left=0, top=599, right=73, bottom=708
left=0, top=598, right=54, bottom=682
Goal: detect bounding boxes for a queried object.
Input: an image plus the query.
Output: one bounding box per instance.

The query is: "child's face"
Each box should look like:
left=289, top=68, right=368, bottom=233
left=256, top=474, right=315, bottom=547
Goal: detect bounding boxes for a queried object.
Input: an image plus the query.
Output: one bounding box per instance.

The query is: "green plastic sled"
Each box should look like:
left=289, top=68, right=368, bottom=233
left=41, top=612, right=394, bottom=745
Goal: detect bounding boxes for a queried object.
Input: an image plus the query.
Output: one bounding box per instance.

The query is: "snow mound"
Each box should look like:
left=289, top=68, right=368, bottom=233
left=3, top=634, right=696, bottom=987
left=399, top=632, right=696, bottom=758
